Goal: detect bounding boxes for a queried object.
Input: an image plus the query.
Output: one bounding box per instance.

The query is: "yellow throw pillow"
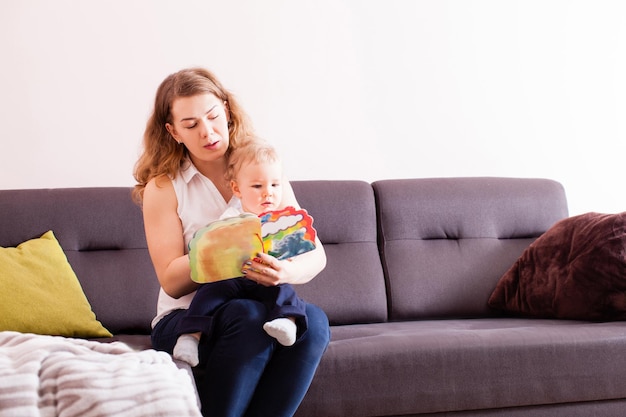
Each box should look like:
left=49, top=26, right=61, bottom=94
left=0, top=231, right=112, bottom=337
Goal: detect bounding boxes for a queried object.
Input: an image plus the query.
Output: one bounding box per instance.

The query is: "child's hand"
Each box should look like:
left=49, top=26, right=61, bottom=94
left=242, top=253, right=290, bottom=286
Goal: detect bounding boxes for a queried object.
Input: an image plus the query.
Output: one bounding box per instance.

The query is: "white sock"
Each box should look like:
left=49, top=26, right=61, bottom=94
left=263, top=318, right=297, bottom=347
left=173, top=334, right=200, bottom=366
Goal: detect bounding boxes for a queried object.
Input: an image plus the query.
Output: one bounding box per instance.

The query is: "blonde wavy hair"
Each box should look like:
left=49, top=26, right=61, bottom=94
left=133, top=67, right=254, bottom=203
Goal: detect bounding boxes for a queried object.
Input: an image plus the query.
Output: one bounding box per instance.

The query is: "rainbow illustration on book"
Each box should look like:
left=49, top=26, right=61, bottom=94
left=189, top=206, right=317, bottom=283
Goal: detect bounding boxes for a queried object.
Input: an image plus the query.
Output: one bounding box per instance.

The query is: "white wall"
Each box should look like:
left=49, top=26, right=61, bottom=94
left=1, top=0, right=625, bottom=215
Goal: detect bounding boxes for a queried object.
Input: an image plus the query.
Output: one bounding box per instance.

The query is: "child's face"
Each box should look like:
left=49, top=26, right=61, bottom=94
left=232, top=160, right=284, bottom=215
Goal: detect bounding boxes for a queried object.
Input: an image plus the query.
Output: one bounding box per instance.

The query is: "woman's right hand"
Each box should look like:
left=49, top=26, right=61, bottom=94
left=142, top=176, right=199, bottom=298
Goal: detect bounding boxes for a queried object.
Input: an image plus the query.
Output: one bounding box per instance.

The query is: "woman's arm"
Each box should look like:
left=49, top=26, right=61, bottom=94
left=244, top=180, right=327, bottom=286
left=142, top=176, right=199, bottom=298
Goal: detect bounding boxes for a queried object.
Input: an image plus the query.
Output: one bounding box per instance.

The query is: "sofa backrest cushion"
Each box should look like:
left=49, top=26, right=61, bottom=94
left=0, top=188, right=158, bottom=335
left=0, top=181, right=388, bottom=334
left=373, top=177, right=569, bottom=320
left=292, top=181, right=387, bottom=325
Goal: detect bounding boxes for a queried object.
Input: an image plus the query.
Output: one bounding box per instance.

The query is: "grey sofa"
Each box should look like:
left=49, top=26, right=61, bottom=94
left=2, top=178, right=626, bottom=417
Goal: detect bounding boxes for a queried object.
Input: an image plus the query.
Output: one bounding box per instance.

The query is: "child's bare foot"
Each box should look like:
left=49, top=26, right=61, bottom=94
left=263, top=318, right=297, bottom=346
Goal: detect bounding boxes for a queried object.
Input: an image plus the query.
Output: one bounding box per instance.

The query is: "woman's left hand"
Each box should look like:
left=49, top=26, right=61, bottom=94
left=242, top=252, right=292, bottom=286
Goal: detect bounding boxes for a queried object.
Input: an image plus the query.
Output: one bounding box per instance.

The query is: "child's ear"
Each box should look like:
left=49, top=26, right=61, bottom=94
left=231, top=180, right=242, bottom=197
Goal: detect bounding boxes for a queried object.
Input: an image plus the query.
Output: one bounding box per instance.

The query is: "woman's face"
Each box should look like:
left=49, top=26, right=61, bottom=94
left=166, top=93, right=230, bottom=164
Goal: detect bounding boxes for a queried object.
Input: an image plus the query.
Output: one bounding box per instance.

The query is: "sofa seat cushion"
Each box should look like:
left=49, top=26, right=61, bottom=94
left=295, top=319, right=626, bottom=417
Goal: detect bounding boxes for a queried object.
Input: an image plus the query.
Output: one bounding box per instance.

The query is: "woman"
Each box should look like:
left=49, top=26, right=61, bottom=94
left=133, top=67, right=330, bottom=417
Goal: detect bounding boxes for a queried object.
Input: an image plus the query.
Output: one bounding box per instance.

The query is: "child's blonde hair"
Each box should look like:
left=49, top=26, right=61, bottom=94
left=226, top=139, right=281, bottom=182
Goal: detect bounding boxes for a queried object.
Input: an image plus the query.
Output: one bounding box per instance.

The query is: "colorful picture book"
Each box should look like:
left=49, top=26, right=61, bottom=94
left=189, top=206, right=317, bottom=283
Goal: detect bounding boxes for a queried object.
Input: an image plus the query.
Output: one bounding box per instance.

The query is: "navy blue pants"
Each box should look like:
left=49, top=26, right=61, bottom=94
left=176, top=278, right=308, bottom=340
left=152, top=299, right=330, bottom=417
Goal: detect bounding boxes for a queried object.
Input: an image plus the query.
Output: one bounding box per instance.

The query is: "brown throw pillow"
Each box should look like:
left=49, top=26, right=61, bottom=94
left=488, top=212, right=626, bottom=321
